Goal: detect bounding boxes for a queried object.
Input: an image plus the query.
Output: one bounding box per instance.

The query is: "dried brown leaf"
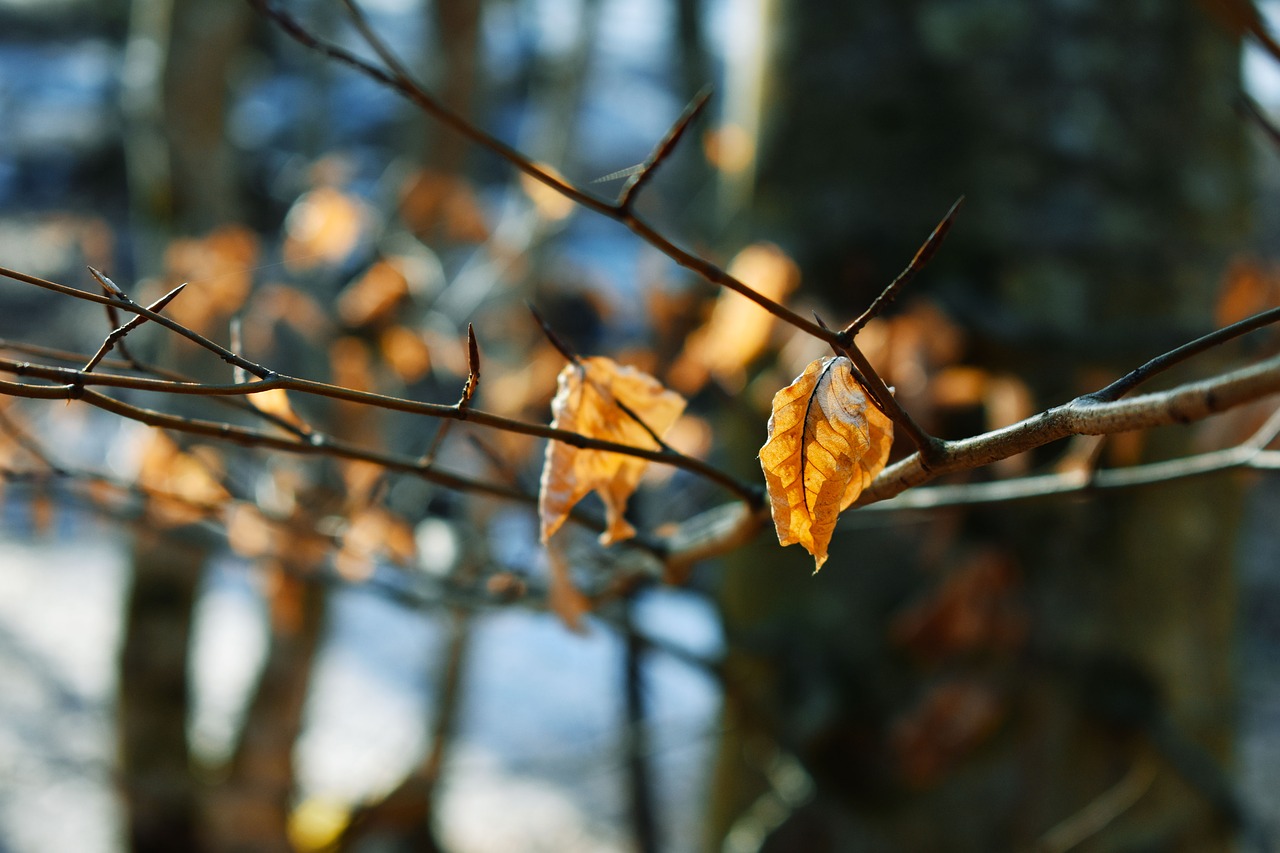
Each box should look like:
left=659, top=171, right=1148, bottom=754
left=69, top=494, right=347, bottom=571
left=759, top=356, right=893, bottom=570
left=247, top=388, right=306, bottom=430
left=137, top=431, right=231, bottom=526
left=670, top=243, right=800, bottom=393
left=546, top=538, right=591, bottom=633
left=283, top=187, right=367, bottom=271
left=538, top=356, right=686, bottom=546
left=379, top=325, right=432, bottom=383
left=337, top=259, right=410, bottom=328
left=399, top=170, right=490, bottom=242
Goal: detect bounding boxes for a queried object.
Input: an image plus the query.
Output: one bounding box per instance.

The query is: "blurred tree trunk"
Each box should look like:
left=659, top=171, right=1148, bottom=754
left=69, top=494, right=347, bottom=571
left=117, top=2, right=289, bottom=851
left=118, top=527, right=210, bottom=853
left=204, top=568, right=325, bottom=853
left=712, top=3, right=1249, bottom=851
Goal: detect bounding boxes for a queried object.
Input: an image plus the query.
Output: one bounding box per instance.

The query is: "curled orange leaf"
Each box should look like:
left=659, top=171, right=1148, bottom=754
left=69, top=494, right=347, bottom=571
left=759, top=356, right=893, bottom=571
left=539, top=356, right=686, bottom=546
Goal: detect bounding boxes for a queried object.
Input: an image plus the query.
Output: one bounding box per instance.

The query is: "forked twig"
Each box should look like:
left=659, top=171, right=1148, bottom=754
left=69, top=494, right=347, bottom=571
left=84, top=272, right=186, bottom=373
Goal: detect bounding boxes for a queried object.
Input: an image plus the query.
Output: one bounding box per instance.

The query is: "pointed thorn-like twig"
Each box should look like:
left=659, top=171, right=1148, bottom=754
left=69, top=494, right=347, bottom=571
left=94, top=274, right=138, bottom=367
left=460, top=323, right=480, bottom=408
left=592, top=164, right=646, bottom=184
left=87, top=266, right=125, bottom=298
left=421, top=326, right=484, bottom=468
left=83, top=283, right=187, bottom=373
left=843, top=196, right=964, bottom=338
left=527, top=302, right=583, bottom=366
left=617, top=86, right=713, bottom=211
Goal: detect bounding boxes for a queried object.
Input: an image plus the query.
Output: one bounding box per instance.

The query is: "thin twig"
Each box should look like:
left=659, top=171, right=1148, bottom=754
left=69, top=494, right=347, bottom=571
left=617, top=86, right=712, bottom=211
left=250, top=0, right=834, bottom=344
left=621, top=600, right=660, bottom=853
left=418, top=324, right=481, bottom=467
left=843, top=196, right=964, bottom=337
left=527, top=301, right=583, bottom=366
left=0, top=336, right=310, bottom=440
left=84, top=281, right=186, bottom=373
left=93, top=271, right=139, bottom=368
left=0, top=313, right=754, bottom=503
left=1085, top=305, right=1280, bottom=402
left=0, top=265, right=274, bottom=380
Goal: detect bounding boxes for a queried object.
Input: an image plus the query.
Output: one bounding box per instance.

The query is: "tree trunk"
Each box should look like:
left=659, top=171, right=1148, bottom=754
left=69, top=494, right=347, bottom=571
left=712, top=3, right=1249, bottom=850
left=118, top=527, right=210, bottom=853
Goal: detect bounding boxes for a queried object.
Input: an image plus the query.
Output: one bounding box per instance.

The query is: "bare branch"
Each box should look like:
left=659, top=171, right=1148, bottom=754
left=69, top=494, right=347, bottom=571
left=617, top=86, right=712, bottom=211
left=1, top=265, right=274, bottom=380
left=843, top=196, right=964, bottom=337
left=857, top=353, right=1280, bottom=506
left=83, top=282, right=187, bottom=373
left=250, top=0, right=834, bottom=344
left=1086, top=306, right=1280, bottom=402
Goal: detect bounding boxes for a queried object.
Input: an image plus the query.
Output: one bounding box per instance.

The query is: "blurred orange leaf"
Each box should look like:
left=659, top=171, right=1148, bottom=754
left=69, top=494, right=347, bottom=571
left=1215, top=258, right=1279, bottom=328
left=284, top=187, right=367, bottom=271
left=163, top=226, right=259, bottom=333
left=337, top=259, right=410, bottom=328
left=670, top=243, right=800, bottom=393
left=379, top=325, right=433, bottom=383
left=891, top=550, right=1027, bottom=662
left=519, top=164, right=576, bottom=222
left=538, top=356, right=686, bottom=546
left=247, top=387, right=306, bottom=430
left=334, top=507, right=417, bottom=580
left=891, top=680, right=1005, bottom=789
left=137, top=431, right=230, bottom=525
left=759, top=356, right=893, bottom=571
left=399, top=170, right=490, bottom=242
left=702, top=123, right=755, bottom=175
left=226, top=502, right=276, bottom=559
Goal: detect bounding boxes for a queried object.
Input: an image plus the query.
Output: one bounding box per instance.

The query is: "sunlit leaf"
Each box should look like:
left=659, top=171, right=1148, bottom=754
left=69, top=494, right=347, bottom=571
left=163, top=225, right=258, bottom=333
left=546, top=537, right=591, bottom=632
left=759, top=356, right=893, bottom=571
left=379, top=325, right=432, bottom=383
left=670, top=243, right=800, bottom=393
left=137, top=431, right=231, bottom=526
left=519, top=163, right=576, bottom=222
left=283, top=186, right=367, bottom=271
left=337, top=259, right=410, bottom=328
left=538, top=356, right=686, bottom=546
left=398, top=169, right=490, bottom=243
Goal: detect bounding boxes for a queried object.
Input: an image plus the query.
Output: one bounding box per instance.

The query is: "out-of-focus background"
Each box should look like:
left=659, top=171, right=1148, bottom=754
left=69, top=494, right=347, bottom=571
left=1, top=1, right=1279, bottom=851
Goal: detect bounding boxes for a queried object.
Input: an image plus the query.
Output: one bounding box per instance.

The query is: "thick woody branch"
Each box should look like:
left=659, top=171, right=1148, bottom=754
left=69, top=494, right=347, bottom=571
left=857, top=353, right=1280, bottom=505
left=659, top=355, right=1280, bottom=566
